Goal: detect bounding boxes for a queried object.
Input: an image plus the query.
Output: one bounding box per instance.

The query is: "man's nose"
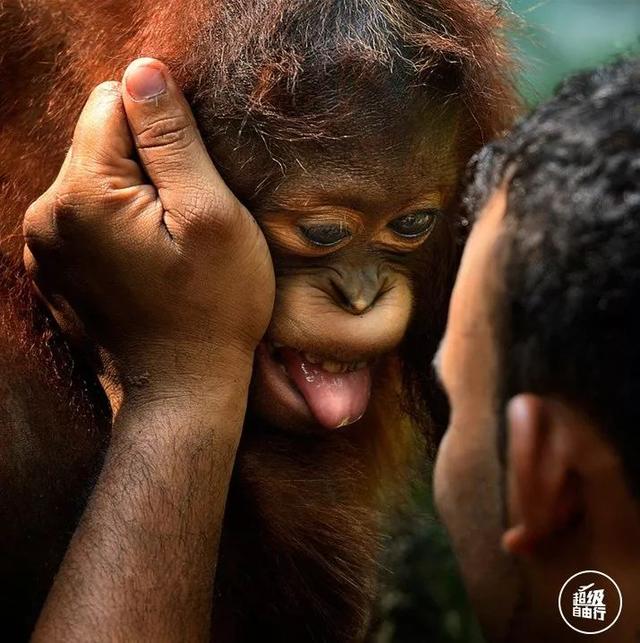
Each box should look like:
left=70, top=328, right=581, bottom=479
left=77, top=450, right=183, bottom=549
left=329, top=267, right=385, bottom=315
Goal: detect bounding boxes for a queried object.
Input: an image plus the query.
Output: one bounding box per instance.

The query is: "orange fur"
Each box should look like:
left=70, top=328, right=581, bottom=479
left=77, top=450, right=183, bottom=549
left=0, top=2, right=518, bottom=639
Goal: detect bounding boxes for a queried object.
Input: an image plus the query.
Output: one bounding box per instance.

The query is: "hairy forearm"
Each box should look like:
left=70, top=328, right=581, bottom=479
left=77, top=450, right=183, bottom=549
left=32, top=368, right=251, bottom=642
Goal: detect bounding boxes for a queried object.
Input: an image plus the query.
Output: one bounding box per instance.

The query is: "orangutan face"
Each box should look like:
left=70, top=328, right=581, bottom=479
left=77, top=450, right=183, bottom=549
left=218, top=113, right=460, bottom=433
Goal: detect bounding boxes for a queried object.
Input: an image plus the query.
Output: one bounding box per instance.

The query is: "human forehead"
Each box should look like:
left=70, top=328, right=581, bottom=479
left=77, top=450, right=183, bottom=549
left=454, top=184, right=509, bottom=312
left=438, top=185, right=508, bottom=386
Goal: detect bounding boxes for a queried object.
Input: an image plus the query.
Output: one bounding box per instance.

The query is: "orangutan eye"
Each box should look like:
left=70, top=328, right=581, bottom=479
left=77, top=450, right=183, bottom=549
left=299, top=222, right=351, bottom=247
left=388, top=209, right=439, bottom=238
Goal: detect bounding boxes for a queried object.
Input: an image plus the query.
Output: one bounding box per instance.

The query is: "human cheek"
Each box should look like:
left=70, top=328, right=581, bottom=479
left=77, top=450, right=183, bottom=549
left=433, top=426, right=458, bottom=526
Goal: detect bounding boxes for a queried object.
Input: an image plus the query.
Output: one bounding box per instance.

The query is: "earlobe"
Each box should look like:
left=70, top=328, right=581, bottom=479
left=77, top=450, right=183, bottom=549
left=501, top=394, right=581, bottom=557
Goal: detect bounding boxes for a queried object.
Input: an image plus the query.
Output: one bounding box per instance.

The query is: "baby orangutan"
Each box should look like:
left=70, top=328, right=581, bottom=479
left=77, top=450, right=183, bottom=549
left=0, top=1, right=516, bottom=640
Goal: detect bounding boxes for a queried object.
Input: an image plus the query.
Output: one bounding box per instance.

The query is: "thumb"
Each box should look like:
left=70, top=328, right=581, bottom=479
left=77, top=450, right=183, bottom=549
left=121, top=58, right=238, bottom=225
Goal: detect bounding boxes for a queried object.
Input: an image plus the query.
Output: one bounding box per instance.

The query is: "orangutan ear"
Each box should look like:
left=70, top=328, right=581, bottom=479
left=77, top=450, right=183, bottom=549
left=501, top=394, right=582, bottom=557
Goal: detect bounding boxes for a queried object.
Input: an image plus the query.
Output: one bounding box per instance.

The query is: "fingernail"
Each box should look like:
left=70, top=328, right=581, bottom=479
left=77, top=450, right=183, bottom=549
left=126, top=64, right=167, bottom=102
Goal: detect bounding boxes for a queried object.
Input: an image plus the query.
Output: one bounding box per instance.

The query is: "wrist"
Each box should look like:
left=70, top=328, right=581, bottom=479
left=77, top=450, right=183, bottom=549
left=112, top=368, right=252, bottom=443
left=98, top=340, right=256, bottom=416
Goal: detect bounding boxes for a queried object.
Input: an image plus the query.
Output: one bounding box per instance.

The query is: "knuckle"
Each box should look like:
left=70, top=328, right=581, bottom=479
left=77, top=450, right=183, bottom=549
left=22, top=245, right=45, bottom=285
left=23, top=199, right=43, bottom=234
left=51, top=175, right=116, bottom=230
left=51, top=187, right=104, bottom=232
left=136, top=113, right=195, bottom=155
left=52, top=190, right=84, bottom=224
left=23, top=200, right=55, bottom=251
left=23, top=245, right=36, bottom=275
left=23, top=236, right=56, bottom=289
left=83, top=82, right=123, bottom=124
left=93, top=80, right=121, bottom=99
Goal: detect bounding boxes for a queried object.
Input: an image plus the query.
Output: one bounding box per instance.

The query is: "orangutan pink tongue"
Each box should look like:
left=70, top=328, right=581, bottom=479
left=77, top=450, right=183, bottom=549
left=279, top=348, right=371, bottom=429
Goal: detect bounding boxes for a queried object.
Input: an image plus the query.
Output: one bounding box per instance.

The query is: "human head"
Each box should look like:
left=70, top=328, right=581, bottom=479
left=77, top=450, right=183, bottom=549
left=434, top=57, right=640, bottom=642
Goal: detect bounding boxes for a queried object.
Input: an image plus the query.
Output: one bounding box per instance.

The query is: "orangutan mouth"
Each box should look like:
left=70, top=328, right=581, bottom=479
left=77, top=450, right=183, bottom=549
left=268, top=342, right=368, bottom=374
left=259, top=341, right=373, bottom=429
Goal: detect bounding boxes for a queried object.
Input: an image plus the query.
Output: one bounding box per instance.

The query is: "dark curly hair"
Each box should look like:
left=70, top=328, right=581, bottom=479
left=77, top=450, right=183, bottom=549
left=465, top=56, right=640, bottom=496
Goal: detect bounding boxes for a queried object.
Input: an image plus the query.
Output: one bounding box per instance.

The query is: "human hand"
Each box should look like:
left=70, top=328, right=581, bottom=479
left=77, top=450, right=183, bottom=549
left=23, top=58, right=275, bottom=397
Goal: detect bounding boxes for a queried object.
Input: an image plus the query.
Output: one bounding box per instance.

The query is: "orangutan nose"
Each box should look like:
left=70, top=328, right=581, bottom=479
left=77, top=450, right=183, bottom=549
left=329, top=267, right=384, bottom=315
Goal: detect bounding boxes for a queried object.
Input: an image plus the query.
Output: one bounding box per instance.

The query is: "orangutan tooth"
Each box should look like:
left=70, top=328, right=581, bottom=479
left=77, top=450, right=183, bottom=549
left=336, top=417, right=352, bottom=428
left=355, top=361, right=367, bottom=370
left=304, top=353, right=322, bottom=364
left=322, top=360, right=343, bottom=374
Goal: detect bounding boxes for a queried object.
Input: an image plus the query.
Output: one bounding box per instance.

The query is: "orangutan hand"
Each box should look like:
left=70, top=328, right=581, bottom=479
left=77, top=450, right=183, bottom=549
left=23, top=58, right=275, bottom=396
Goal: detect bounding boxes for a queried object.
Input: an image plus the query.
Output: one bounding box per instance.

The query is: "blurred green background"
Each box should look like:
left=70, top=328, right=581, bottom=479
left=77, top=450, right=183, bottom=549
left=370, top=2, right=639, bottom=642
left=512, top=0, right=640, bottom=104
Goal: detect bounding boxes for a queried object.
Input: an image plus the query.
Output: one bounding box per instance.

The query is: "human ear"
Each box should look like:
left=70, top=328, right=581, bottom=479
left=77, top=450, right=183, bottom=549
left=501, top=394, right=582, bottom=556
